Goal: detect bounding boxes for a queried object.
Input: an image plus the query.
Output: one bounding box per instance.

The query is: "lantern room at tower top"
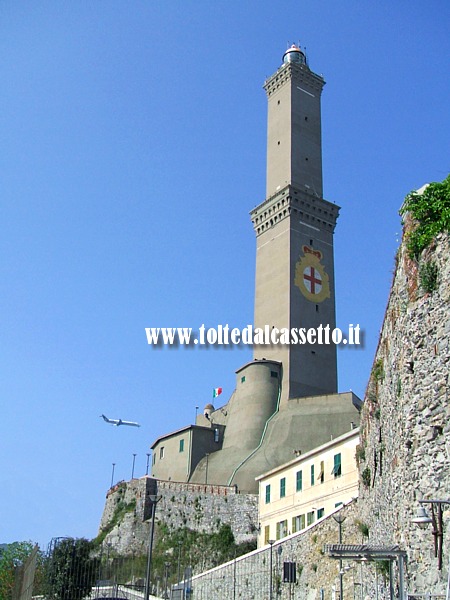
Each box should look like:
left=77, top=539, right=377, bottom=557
left=283, top=43, right=307, bottom=65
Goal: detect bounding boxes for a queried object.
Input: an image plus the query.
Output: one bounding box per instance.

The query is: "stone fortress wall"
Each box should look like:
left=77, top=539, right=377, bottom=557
left=357, top=226, right=450, bottom=595
left=98, top=477, right=258, bottom=556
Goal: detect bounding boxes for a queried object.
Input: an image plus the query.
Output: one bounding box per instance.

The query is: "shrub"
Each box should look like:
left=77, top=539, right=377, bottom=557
left=419, top=260, right=438, bottom=293
left=400, top=175, right=450, bottom=259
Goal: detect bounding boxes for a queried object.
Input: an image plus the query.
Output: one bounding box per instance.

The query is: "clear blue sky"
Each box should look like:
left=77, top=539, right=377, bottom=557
left=1, top=1, right=448, bottom=549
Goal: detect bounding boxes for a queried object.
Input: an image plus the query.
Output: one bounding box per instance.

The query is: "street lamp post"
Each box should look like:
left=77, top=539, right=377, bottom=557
left=110, top=463, right=116, bottom=488
left=132, top=453, right=137, bottom=479
left=333, top=513, right=346, bottom=600
left=177, top=540, right=183, bottom=583
left=412, top=499, right=450, bottom=570
left=268, top=540, right=275, bottom=600
left=144, top=494, right=162, bottom=600
left=163, top=562, right=171, bottom=599
left=146, top=453, right=151, bottom=476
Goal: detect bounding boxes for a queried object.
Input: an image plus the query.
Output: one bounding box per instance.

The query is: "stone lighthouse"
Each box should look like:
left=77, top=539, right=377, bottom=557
left=251, top=44, right=339, bottom=403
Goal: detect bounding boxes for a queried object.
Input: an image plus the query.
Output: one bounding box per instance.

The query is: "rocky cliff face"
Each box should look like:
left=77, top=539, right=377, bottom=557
left=358, top=226, right=450, bottom=594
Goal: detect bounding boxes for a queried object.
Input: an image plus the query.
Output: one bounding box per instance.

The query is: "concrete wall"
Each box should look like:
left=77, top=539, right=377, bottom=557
left=265, top=60, right=324, bottom=199
left=151, top=426, right=224, bottom=482
left=189, top=360, right=281, bottom=491
left=151, top=429, right=192, bottom=482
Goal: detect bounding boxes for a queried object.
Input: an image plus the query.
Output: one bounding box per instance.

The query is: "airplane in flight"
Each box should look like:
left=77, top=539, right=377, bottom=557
left=100, top=414, right=141, bottom=427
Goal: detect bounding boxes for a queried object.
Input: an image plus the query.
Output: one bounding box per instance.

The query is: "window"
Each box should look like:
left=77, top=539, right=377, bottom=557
left=241, top=376, right=246, bottom=383
left=214, top=428, right=220, bottom=443
left=179, top=439, right=184, bottom=453
left=276, top=520, right=288, bottom=540
left=310, top=464, right=315, bottom=486
left=335, top=502, right=343, bottom=508
left=152, top=453, right=156, bottom=465
left=317, top=508, right=325, bottom=519
left=265, top=484, right=271, bottom=504
left=270, top=371, right=278, bottom=378
left=307, top=511, right=315, bottom=526
left=292, top=514, right=305, bottom=533
left=280, top=477, right=286, bottom=498
left=264, top=525, right=270, bottom=545
left=159, top=446, right=165, bottom=459
left=296, top=470, right=303, bottom=492
left=332, top=453, right=342, bottom=477
left=318, top=461, right=324, bottom=484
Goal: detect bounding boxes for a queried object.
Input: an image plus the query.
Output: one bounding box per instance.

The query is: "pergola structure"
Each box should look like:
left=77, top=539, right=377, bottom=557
left=324, top=544, right=407, bottom=600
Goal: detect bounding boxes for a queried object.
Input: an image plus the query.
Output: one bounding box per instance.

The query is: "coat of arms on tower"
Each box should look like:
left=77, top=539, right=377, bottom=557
left=294, top=246, right=330, bottom=303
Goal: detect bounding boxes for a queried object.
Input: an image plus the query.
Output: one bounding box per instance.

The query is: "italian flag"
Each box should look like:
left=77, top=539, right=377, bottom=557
left=212, top=387, right=223, bottom=399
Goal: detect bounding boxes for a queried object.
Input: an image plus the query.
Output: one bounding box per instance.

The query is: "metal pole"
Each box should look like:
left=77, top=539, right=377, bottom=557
left=145, top=496, right=161, bottom=600
left=339, top=521, right=343, bottom=600
left=177, top=541, right=182, bottom=583
left=375, top=562, right=379, bottom=600
left=233, top=551, right=237, bottom=600
left=445, top=552, right=450, bottom=600
left=333, top=513, right=346, bottom=600
left=164, top=562, right=170, bottom=599
left=132, top=453, right=137, bottom=479
left=269, top=541, right=275, bottom=600
left=146, top=453, right=151, bottom=476
left=389, top=560, right=394, bottom=600
left=398, top=554, right=405, bottom=600
left=110, top=463, right=116, bottom=488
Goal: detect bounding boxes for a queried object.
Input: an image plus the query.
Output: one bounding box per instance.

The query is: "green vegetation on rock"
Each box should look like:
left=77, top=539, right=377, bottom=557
left=400, top=174, right=450, bottom=259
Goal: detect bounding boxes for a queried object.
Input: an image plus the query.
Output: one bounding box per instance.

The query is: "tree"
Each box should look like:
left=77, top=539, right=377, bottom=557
left=45, top=538, right=99, bottom=600
left=0, top=541, right=36, bottom=600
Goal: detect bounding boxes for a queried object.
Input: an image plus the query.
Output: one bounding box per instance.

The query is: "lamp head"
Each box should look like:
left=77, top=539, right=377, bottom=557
left=412, top=505, right=432, bottom=529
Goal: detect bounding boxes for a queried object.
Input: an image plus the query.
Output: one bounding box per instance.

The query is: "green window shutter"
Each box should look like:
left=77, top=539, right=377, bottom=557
left=280, top=477, right=286, bottom=498
left=265, top=484, right=271, bottom=504
left=310, top=464, right=315, bottom=486
left=333, top=453, right=342, bottom=477
left=296, top=470, right=302, bottom=492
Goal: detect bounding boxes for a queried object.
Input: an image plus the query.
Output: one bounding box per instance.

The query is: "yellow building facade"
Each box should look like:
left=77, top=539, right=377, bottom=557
left=256, top=427, right=359, bottom=547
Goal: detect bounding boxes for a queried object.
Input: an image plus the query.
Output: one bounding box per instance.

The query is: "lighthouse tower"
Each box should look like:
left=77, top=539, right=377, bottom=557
left=151, top=46, right=361, bottom=494
left=251, top=44, right=339, bottom=402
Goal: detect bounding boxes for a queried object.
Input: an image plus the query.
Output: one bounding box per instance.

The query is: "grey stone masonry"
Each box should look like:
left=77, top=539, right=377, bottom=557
left=358, top=226, right=450, bottom=596
left=190, top=501, right=383, bottom=600
left=98, top=477, right=258, bottom=555
left=154, top=480, right=258, bottom=544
